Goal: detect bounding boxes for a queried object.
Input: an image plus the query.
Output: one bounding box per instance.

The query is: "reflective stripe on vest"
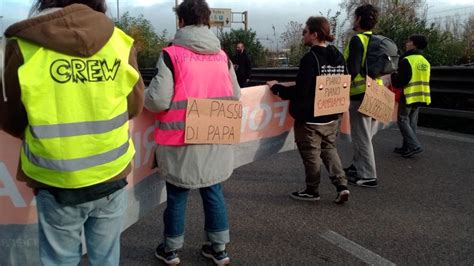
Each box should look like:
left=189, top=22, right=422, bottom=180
left=154, top=46, right=236, bottom=146
left=344, top=32, right=370, bottom=96
left=404, top=55, right=431, bottom=105
left=16, top=27, right=139, bottom=188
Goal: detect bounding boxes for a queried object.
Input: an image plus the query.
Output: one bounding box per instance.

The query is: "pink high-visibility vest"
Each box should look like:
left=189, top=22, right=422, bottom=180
left=154, top=45, right=236, bottom=146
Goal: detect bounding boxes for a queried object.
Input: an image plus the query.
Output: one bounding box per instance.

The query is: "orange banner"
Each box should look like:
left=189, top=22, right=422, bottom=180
left=0, top=85, right=360, bottom=225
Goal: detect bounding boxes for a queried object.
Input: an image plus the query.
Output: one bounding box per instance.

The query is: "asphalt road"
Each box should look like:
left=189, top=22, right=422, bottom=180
left=119, top=128, right=474, bottom=265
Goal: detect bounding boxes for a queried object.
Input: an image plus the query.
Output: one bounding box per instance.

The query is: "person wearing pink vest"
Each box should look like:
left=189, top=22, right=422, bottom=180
left=144, top=0, right=240, bottom=264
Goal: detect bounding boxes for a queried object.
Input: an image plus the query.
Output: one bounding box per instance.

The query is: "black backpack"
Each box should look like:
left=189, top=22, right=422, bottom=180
left=362, top=34, right=399, bottom=78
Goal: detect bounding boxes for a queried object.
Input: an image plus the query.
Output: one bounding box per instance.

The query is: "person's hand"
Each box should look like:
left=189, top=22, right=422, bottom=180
left=266, top=80, right=280, bottom=95
left=266, top=80, right=278, bottom=88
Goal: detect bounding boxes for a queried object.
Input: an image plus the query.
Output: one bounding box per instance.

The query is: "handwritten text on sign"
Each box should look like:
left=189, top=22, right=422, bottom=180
left=358, top=77, right=395, bottom=124
left=185, top=98, right=242, bottom=144
left=314, top=75, right=351, bottom=117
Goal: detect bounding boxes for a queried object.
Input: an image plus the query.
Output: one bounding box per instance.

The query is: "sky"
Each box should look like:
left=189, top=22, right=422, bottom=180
left=1, top=0, right=474, bottom=50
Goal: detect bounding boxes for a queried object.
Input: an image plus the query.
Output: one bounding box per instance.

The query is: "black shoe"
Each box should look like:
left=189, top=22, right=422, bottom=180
left=201, top=244, right=230, bottom=265
left=155, top=243, right=180, bottom=265
left=344, top=164, right=357, bottom=175
left=402, top=147, right=424, bottom=158
left=290, top=189, right=321, bottom=201
left=346, top=172, right=359, bottom=185
left=334, top=189, right=350, bottom=204
left=393, top=147, right=407, bottom=154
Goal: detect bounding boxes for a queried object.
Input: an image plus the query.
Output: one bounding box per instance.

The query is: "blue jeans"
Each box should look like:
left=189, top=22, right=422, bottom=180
left=163, top=182, right=230, bottom=251
left=397, top=100, right=421, bottom=150
left=36, top=188, right=127, bottom=266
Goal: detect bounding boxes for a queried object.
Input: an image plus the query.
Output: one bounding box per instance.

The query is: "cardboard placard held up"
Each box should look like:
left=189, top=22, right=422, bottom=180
left=314, top=75, right=351, bottom=117
left=185, top=98, right=242, bottom=144
left=358, top=77, right=395, bottom=124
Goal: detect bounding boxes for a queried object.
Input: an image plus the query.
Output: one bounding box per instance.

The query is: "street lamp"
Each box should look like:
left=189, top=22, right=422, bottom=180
left=175, top=0, right=179, bottom=31
left=116, top=0, right=120, bottom=21
left=272, top=24, right=279, bottom=53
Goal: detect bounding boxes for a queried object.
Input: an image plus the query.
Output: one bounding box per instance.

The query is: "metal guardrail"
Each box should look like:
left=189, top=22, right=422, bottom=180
left=139, top=66, right=474, bottom=123
left=249, top=66, right=474, bottom=95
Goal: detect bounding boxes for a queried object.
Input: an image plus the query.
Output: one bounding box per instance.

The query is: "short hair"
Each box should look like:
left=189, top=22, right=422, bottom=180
left=34, top=0, right=106, bottom=13
left=306, top=16, right=335, bottom=42
left=409, top=34, right=428, bottom=50
left=354, top=4, right=379, bottom=30
left=174, top=0, right=211, bottom=28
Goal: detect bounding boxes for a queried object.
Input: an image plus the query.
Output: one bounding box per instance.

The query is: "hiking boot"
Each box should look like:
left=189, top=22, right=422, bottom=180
left=155, top=243, right=180, bottom=265
left=334, top=189, right=350, bottom=204
left=355, top=178, right=378, bottom=188
left=402, top=147, right=424, bottom=158
left=393, top=146, right=407, bottom=154
left=201, top=244, right=230, bottom=265
left=290, top=189, right=321, bottom=201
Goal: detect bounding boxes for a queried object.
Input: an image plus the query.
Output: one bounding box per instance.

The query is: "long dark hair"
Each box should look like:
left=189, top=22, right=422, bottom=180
left=174, top=0, right=211, bottom=28
left=32, top=0, right=106, bottom=13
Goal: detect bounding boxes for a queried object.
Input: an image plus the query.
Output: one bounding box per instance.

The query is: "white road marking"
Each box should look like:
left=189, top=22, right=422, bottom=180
left=320, top=230, right=396, bottom=266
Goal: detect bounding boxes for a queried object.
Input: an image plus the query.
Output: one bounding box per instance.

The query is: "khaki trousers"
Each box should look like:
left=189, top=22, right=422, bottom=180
left=294, top=120, right=347, bottom=193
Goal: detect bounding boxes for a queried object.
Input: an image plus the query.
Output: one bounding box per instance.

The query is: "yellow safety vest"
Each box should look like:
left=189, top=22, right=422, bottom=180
left=404, top=55, right=431, bottom=105
left=344, top=32, right=382, bottom=96
left=15, top=28, right=139, bottom=188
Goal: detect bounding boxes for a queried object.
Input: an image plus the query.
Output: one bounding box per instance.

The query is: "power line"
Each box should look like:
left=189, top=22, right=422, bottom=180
left=428, top=5, right=474, bottom=16
left=427, top=12, right=474, bottom=22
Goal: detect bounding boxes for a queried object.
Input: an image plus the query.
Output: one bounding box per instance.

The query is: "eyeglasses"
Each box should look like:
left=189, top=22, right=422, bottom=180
left=302, top=29, right=308, bottom=36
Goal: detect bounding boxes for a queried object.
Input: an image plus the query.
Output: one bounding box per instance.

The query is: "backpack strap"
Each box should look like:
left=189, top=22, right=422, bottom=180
left=310, top=50, right=321, bottom=76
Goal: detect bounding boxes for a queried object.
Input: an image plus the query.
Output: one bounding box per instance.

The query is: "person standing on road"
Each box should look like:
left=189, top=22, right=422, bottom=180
left=144, top=0, right=240, bottom=264
left=0, top=0, right=144, bottom=264
left=343, top=4, right=383, bottom=188
left=267, top=16, right=350, bottom=204
left=232, top=42, right=252, bottom=88
left=391, top=34, right=431, bottom=158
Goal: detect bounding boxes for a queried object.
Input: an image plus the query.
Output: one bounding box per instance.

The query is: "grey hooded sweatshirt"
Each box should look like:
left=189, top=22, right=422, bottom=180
left=144, top=25, right=240, bottom=189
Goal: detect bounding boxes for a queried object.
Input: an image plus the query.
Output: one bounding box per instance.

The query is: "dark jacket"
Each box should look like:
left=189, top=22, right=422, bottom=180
left=232, top=50, right=251, bottom=87
left=0, top=4, right=144, bottom=200
left=271, top=45, right=347, bottom=123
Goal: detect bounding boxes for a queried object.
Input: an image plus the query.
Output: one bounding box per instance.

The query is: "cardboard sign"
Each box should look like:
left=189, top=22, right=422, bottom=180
left=358, top=77, right=395, bottom=124
left=185, top=98, right=242, bottom=144
left=314, top=75, right=351, bottom=117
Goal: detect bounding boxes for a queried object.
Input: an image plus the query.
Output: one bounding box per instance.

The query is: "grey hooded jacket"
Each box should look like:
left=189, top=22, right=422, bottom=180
left=144, top=25, right=240, bottom=189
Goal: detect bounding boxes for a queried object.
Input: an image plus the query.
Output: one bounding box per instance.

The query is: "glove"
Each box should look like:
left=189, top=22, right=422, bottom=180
left=270, top=85, right=281, bottom=96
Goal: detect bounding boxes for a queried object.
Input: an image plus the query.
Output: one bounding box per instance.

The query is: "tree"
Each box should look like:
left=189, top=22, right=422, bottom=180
left=339, top=0, right=469, bottom=65
left=115, top=12, right=169, bottom=68
left=218, top=29, right=266, bottom=67
left=280, top=21, right=306, bottom=66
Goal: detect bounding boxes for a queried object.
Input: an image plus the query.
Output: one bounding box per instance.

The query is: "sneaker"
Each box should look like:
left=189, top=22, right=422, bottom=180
left=155, top=243, right=180, bottom=265
left=201, top=244, right=230, bottom=265
left=290, top=189, right=321, bottom=201
left=344, top=164, right=357, bottom=175
left=402, top=147, right=424, bottom=158
left=346, top=172, right=359, bottom=185
left=393, top=146, right=407, bottom=154
left=355, top=178, right=378, bottom=188
left=334, top=189, right=350, bottom=204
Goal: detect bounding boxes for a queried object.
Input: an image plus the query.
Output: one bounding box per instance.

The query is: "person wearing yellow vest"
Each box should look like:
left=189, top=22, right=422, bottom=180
left=0, top=1, right=144, bottom=264
left=343, top=4, right=384, bottom=188
left=391, top=34, right=430, bottom=158
left=144, top=0, right=240, bottom=264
